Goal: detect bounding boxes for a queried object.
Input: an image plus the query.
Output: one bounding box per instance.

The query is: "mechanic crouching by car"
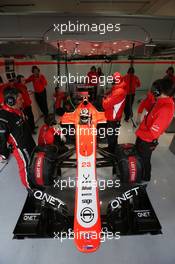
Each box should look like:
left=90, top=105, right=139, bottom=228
left=0, top=87, right=36, bottom=188
left=102, top=72, right=126, bottom=152
left=135, top=78, right=175, bottom=181
left=38, top=113, right=68, bottom=154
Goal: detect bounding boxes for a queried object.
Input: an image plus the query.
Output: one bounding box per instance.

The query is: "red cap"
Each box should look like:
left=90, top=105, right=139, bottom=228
left=113, top=72, right=123, bottom=84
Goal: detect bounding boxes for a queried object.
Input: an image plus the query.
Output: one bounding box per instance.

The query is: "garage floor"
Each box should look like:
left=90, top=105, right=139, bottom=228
left=0, top=99, right=175, bottom=264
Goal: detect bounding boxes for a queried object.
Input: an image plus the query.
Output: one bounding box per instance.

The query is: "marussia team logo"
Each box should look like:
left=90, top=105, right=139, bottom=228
left=80, top=207, right=95, bottom=223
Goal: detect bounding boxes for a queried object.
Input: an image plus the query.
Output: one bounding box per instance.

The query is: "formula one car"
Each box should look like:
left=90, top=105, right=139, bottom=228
left=13, top=96, right=162, bottom=253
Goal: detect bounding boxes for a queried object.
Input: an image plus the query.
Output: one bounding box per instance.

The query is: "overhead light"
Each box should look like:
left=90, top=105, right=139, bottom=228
left=126, top=45, right=130, bottom=48
left=118, top=48, right=122, bottom=51
left=94, top=44, right=99, bottom=47
left=113, top=42, right=117, bottom=45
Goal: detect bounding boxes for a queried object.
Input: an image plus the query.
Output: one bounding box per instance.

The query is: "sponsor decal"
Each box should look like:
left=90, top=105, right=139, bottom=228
left=128, top=156, right=137, bottom=182
left=134, top=210, right=151, bottom=218
left=80, top=207, right=95, bottom=224
left=34, top=152, right=45, bottom=185
left=33, top=190, right=65, bottom=209
left=111, top=187, right=140, bottom=209
left=23, top=213, right=40, bottom=221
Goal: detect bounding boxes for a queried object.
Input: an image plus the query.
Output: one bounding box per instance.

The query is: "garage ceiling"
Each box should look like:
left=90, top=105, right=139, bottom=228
left=0, top=1, right=174, bottom=56
left=0, top=0, right=174, bottom=16
left=50, top=40, right=142, bottom=56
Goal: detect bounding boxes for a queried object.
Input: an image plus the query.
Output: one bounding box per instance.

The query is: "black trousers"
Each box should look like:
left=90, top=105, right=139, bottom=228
left=124, top=94, right=135, bottom=121
left=107, top=121, right=121, bottom=152
left=34, top=89, right=48, bottom=116
left=135, top=137, right=158, bottom=181
left=23, top=106, right=35, bottom=132
left=93, top=86, right=97, bottom=101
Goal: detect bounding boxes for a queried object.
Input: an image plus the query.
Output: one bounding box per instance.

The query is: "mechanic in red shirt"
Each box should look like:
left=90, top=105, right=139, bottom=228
left=102, top=72, right=127, bottom=152
left=136, top=79, right=162, bottom=125
left=123, top=67, right=141, bottom=122
left=137, top=91, right=155, bottom=114
left=38, top=113, right=67, bottom=153
left=135, top=78, right=175, bottom=181
left=25, top=66, right=48, bottom=116
left=15, top=75, right=36, bottom=134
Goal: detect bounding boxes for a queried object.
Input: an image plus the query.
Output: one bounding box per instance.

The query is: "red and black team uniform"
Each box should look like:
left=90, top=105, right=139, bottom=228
left=25, top=73, right=48, bottom=116
left=38, top=124, right=61, bottom=146
left=137, top=91, right=156, bottom=114
left=0, top=105, right=36, bottom=188
left=135, top=97, right=174, bottom=180
left=102, top=80, right=126, bottom=152
left=53, top=90, right=66, bottom=115
left=38, top=123, right=68, bottom=155
left=14, top=82, right=35, bottom=133
left=123, top=73, right=141, bottom=121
